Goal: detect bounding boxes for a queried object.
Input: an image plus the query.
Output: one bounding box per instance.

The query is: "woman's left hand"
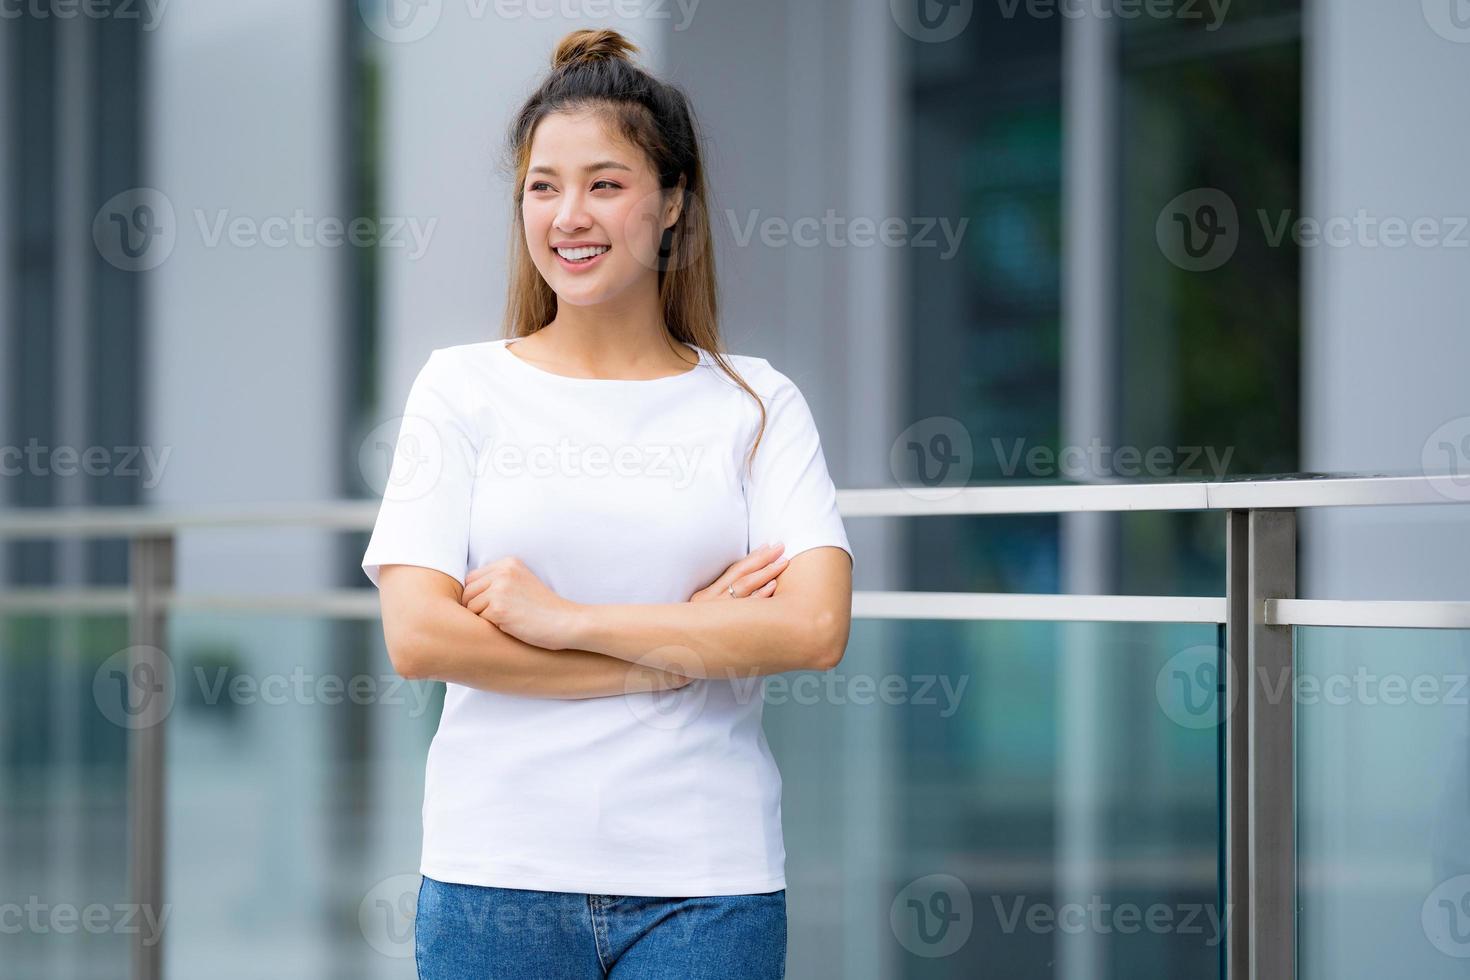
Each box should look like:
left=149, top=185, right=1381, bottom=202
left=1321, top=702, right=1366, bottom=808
left=461, top=557, right=581, bottom=651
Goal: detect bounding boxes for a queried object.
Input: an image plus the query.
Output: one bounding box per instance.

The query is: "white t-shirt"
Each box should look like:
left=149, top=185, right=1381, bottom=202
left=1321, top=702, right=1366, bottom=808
left=361, top=336, right=853, bottom=897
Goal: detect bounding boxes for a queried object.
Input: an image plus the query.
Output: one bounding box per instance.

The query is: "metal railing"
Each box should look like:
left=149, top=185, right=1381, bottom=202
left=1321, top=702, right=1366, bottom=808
left=1, top=472, right=1467, bottom=980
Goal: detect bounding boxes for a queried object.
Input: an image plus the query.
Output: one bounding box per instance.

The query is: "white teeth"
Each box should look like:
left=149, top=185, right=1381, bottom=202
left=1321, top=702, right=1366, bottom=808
left=556, top=245, right=610, bottom=261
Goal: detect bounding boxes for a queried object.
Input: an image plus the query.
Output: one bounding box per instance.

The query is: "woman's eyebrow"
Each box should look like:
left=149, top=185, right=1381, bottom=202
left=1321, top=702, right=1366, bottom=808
left=528, top=160, right=633, bottom=176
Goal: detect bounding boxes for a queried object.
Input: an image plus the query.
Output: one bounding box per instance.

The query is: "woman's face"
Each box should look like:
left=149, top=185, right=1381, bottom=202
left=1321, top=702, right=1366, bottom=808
left=520, top=110, right=680, bottom=309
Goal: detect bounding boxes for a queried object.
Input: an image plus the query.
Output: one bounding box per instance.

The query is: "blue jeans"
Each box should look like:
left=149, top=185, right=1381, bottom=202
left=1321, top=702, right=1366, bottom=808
left=414, top=875, right=787, bottom=978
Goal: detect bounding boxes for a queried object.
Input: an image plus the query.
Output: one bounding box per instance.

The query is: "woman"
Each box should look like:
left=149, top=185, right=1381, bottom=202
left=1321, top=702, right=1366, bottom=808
left=362, top=27, right=854, bottom=979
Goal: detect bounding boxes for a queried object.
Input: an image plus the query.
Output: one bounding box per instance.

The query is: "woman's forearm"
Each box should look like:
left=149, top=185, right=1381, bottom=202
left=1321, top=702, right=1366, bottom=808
left=564, top=594, right=838, bottom=679
left=405, top=595, right=689, bottom=699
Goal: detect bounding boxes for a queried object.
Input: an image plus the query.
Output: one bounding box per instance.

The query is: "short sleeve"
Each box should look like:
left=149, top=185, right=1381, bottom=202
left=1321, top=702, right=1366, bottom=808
left=744, top=367, right=854, bottom=573
left=360, top=349, right=479, bottom=589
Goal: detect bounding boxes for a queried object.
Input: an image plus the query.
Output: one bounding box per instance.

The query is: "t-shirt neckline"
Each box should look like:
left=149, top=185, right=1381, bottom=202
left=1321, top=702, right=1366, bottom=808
left=497, top=336, right=709, bottom=386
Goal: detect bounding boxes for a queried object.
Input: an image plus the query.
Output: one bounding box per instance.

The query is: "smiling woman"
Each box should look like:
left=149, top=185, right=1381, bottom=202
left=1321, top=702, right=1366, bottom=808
left=359, top=26, right=853, bottom=980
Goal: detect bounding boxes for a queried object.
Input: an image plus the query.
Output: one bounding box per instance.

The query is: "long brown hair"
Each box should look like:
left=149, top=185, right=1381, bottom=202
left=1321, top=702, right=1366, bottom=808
left=500, top=28, right=768, bottom=476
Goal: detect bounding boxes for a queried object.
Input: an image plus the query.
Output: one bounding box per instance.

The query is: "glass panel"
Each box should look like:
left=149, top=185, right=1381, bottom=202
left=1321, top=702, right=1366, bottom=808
left=1297, top=626, right=1470, bottom=979
left=5, top=609, right=1224, bottom=979
left=768, top=617, right=1225, bottom=979
left=0, top=613, right=131, bottom=980
left=161, top=614, right=433, bottom=979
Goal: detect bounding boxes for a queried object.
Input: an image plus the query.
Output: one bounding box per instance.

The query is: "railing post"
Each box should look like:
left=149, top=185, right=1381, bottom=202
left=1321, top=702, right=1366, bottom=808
left=129, top=534, right=172, bottom=980
left=1225, top=510, right=1250, bottom=979
left=1250, top=509, right=1298, bottom=979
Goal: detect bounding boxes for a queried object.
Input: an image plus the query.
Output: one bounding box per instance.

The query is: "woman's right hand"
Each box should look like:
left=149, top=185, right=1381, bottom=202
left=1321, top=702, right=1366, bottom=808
left=688, top=542, right=789, bottom=603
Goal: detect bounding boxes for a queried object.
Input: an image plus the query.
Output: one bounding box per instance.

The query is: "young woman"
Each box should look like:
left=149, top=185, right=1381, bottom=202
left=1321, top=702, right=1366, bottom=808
left=362, top=28, right=854, bottom=979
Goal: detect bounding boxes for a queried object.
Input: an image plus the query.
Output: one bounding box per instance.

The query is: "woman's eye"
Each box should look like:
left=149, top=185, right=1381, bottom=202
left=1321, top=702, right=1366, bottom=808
left=528, top=181, right=552, bottom=192
left=592, top=180, right=619, bottom=191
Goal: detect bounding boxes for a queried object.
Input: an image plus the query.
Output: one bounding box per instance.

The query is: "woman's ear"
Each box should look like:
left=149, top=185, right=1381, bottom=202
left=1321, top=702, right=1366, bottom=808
left=662, top=174, right=688, bottom=231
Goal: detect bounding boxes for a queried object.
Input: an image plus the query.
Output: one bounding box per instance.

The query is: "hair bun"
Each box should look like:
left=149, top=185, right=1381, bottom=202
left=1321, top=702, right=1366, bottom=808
left=551, top=29, right=639, bottom=71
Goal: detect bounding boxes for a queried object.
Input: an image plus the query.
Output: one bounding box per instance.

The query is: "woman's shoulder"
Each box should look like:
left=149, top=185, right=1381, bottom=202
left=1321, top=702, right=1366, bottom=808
left=703, top=348, right=801, bottom=396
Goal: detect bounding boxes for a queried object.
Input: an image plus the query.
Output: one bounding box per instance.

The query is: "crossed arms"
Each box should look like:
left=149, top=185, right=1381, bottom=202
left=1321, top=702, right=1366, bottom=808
left=376, top=543, right=853, bottom=699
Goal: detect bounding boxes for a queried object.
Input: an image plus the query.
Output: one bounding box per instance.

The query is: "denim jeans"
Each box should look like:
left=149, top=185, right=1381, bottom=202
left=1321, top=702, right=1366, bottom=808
left=414, top=875, right=787, bottom=978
